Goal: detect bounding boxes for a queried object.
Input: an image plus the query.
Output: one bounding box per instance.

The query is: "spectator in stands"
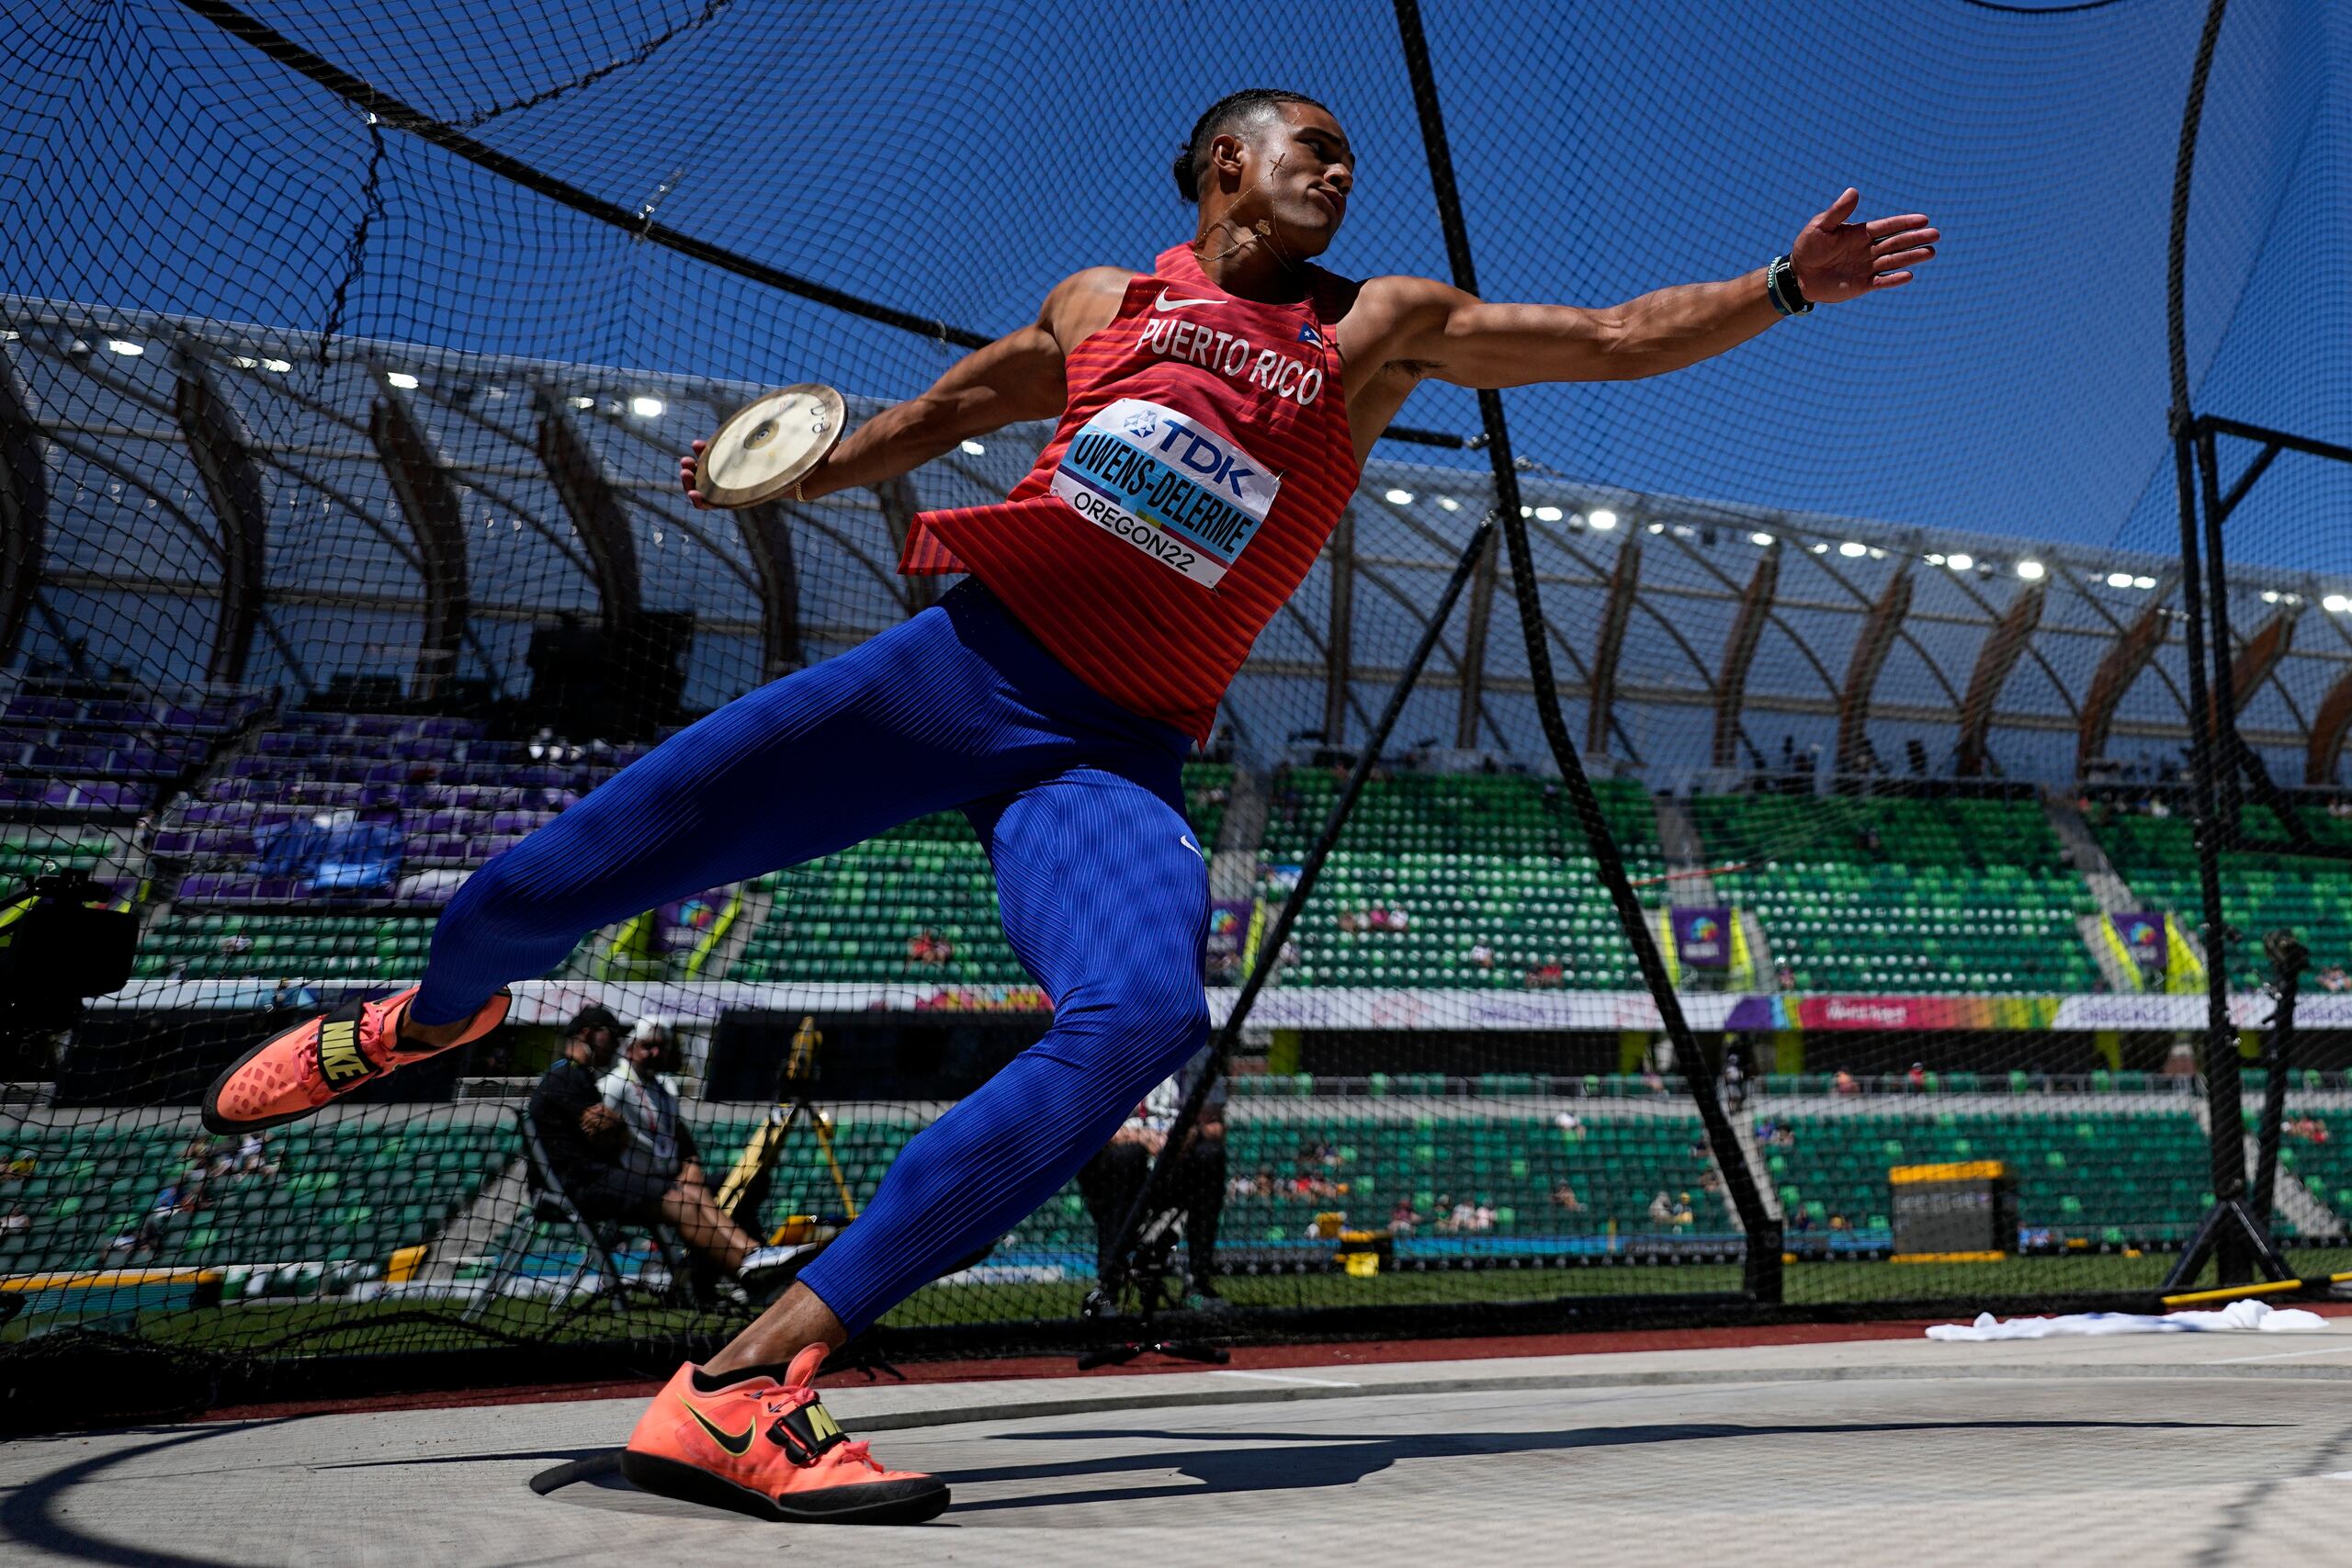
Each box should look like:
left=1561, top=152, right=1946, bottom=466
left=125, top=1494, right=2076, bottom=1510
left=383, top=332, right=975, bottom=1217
left=907, top=929, right=953, bottom=967
left=1389, top=1198, right=1421, bottom=1234
left=1672, top=1193, right=1694, bottom=1229
left=2322, top=966, right=2348, bottom=994
left=235, top=1131, right=278, bottom=1179
left=1647, top=1190, right=1675, bottom=1225
left=529, top=1006, right=798, bottom=1282
left=2161, top=1042, right=2199, bottom=1082
left=1551, top=1181, right=1582, bottom=1213
left=1833, top=1067, right=1860, bottom=1096
left=1774, top=961, right=1795, bottom=992
left=1523, top=960, right=1565, bottom=989
left=1468, top=941, right=1496, bottom=971
left=1075, top=1045, right=1229, bottom=1302
left=1906, top=1062, right=1927, bottom=1092
left=0, top=1203, right=25, bottom=1237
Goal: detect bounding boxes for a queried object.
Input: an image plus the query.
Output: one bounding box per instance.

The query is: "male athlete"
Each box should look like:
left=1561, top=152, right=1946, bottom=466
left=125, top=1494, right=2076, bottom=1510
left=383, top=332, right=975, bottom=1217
left=204, top=89, right=1936, bottom=1523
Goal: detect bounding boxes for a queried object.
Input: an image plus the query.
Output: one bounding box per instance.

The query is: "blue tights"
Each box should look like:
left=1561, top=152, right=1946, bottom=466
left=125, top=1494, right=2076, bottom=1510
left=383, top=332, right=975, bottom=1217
left=410, top=583, right=1210, bottom=1334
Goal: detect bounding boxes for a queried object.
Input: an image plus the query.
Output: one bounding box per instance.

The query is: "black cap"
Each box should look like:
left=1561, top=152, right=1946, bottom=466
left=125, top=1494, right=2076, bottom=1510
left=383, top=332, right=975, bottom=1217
left=565, top=1004, right=621, bottom=1038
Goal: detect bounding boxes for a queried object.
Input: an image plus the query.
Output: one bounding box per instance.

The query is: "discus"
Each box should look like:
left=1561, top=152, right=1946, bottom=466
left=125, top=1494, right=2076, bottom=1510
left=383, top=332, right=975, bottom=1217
left=693, top=384, right=845, bottom=509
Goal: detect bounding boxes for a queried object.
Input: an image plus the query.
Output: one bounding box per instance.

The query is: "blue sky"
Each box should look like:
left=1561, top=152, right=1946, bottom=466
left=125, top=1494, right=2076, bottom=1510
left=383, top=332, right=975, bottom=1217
left=6, top=0, right=2347, bottom=570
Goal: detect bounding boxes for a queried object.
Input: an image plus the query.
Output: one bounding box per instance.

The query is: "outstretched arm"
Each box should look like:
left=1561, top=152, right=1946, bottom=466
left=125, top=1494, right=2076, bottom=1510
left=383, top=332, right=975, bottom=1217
left=679, top=266, right=1131, bottom=507
left=1377, top=190, right=1937, bottom=389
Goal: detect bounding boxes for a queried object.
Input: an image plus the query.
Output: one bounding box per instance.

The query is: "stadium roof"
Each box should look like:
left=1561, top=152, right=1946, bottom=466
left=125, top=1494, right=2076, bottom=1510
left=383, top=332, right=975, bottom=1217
left=7, top=297, right=2350, bottom=790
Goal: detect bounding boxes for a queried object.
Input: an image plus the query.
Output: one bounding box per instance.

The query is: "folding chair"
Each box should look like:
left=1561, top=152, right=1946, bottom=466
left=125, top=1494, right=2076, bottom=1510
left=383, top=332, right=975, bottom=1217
left=467, top=1106, right=694, bottom=1320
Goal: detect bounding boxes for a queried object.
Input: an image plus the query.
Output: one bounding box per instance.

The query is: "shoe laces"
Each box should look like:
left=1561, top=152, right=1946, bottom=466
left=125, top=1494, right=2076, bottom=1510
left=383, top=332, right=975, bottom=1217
left=733, top=1382, right=869, bottom=1468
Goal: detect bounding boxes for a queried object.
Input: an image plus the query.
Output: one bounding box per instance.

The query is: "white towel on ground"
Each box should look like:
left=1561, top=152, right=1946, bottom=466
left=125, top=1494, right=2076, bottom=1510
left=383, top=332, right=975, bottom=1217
left=1926, top=1298, right=2329, bottom=1340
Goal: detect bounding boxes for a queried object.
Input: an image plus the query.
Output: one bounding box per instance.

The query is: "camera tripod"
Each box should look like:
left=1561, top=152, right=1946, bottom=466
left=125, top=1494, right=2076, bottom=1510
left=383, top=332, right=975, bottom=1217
left=715, top=1016, right=859, bottom=1242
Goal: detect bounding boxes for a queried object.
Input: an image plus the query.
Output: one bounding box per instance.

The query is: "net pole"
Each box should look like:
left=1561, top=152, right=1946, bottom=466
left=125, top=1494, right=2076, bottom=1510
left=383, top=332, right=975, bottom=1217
left=1389, top=0, right=1780, bottom=1303
left=2165, top=0, right=2248, bottom=1285
left=1094, top=515, right=1498, bottom=1309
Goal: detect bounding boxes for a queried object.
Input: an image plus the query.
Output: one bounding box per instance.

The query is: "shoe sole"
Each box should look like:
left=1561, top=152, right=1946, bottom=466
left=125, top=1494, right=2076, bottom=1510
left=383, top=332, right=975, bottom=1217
left=618, top=1449, right=949, bottom=1525
left=199, top=989, right=510, bottom=1135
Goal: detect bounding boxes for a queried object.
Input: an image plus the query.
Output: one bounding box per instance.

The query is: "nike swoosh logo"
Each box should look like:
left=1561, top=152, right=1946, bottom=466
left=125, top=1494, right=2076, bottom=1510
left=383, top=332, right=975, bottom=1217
left=1155, top=289, right=1216, bottom=310
left=1181, top=835, right=1202, bottom=855
left=678, top=1396, right=754, bottom=1456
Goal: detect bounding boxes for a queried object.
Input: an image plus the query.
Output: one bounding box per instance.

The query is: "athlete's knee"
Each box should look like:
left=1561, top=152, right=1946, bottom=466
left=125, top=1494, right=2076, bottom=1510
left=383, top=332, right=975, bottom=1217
left=436, top=848, right=573, bottom=947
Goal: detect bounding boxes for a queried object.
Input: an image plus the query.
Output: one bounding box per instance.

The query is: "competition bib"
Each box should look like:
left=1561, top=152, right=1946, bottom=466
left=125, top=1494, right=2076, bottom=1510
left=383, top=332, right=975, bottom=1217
left=1050, top=399, right=1279, bottom=589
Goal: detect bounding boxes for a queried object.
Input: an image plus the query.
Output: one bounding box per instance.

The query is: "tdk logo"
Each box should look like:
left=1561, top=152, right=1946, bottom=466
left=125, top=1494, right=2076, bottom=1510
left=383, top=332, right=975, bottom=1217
left=1144, top=415, right=1256, bottom=500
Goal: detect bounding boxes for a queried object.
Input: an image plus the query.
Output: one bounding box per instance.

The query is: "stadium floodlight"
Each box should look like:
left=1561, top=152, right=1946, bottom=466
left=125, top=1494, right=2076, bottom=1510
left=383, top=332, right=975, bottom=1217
left=2324, top=594, right=2349, bottom=614
left=2016, top=559, right=2046, bottom=581
left=1647, top=522, right=1666, bottom=534
left=571, top=395, right=594, bottom=410
left=1532, top=504, right=1561, bottom=521
left=2107, top=571, right=2134, bottom=589
left=1387, top=489, right=1416, bottom=505
left=2261, top=589, right=2280, bottom=604
left=1811, top=541, right=1830, bottom=554
left=1947, top=552, right=1973, bottom=571
left=1925, top=552, right=1946, bottom=565
left=961, top=440, right=987, bottom=456
left=1437, top=496, right=1460, bottom=513
left=2132, top=575, right=2156, bottom=591
left=385, top=371, right=418, bottom=389
left=1838, top=541, right=1867, bottom=558
left=1519, top=505, right=1532, bottom=517
left=105, top=339, right=143, bottom=357
left=260, top=357, right=291, bottom=374
left=1750, top=531, right=1774, bottom=547
left=629, top=395, right=664, bottom=418
left=1589, top=508, right=1618, bottom=530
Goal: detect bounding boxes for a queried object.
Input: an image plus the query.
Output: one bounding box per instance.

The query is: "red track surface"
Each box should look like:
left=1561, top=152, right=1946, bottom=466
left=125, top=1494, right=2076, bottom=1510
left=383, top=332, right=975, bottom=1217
left=198, top=1300, right=2352, bottom=1425
left=199, top=1318, right=1946, bottom=1424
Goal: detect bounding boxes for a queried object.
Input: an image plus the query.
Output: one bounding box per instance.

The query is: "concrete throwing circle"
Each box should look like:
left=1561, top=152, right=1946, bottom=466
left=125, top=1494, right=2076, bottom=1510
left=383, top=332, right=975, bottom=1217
left=9, top=1372, right=2352, bottom=1565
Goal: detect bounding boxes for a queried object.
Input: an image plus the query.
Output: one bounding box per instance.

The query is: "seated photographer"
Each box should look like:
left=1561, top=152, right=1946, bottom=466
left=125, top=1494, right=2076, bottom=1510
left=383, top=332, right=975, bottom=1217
left=528, top=1006, right=797, bottom=1280
left=1075, top=1044, right=1228, bottom=1303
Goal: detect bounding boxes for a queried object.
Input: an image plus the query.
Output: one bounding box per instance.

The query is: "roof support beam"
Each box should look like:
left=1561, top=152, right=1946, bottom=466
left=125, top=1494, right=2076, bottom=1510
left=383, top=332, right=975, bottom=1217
left=1321, top=501, right=1358, bottom=745
left=536, top=397, right=639, bottom=634
left=1451, top=513, right=1499, bottom=748
left=1584, top=536, right=1640, bottom=758
left=2223, top=607, right=2295, bottom=724
left=2307, top=670, right=2352, bottom=785
left=1710, top=545, right=1780, bottom=769
left=368, top=379, right=469, bottom=702
left=742, top=501, right=804, bottom=682
left=172, top=360, right=268, bottom=684
left=1955, top=583, right=2044, bottom=776
left=1833, top=568, right=1914, bottom=775
left=0, top=354, right=44, bottom=669
left=2075, top=603, right=2170, bottom=778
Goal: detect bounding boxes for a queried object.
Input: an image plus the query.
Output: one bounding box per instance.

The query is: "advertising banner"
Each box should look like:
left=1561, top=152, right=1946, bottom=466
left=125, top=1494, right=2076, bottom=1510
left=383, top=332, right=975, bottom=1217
left=1671, top=906, right=1733, bottom=970
left=2116, top=911, right=2167, bottom=976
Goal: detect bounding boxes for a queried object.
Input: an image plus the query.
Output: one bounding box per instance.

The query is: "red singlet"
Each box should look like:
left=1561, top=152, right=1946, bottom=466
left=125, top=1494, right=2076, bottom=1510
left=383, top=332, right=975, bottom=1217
left=900, top=243, right=1361, bottom=744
